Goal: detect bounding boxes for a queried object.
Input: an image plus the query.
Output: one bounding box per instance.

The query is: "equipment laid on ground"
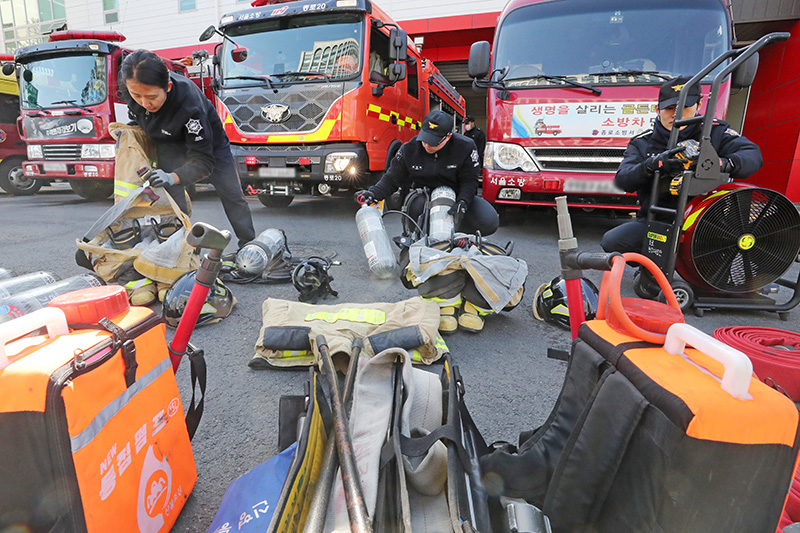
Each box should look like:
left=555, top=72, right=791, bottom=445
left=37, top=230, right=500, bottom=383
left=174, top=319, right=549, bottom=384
left=714, top=326, right=800, bottom=401
left=636, top=32, right=800, bottom=316
left=0, top=268, right=15, bottom=281
left=0, top=273, right=104, bottom=324
left=0, top=285, right=200, bottom=532
left=0, top=270, right=60, bottom=299
left=162, top=270, right=236, bottom=328
left=481, top=252, right=800, bottom=532
left=232, top=228, right=293, bottom=281
left=533, top=276, right=599, bottom=330
left=292, top=256, right=338, bottom=303
left=250, top=297, right=447, bottom=369
left=355, top=202, right=397, bottom=279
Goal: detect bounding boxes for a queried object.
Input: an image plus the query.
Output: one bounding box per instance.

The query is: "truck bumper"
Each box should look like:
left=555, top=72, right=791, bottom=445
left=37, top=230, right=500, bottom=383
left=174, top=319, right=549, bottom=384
left=482, top=168, right=639, bottom=211
left=22, top=160, right=114, bottom=180
left=230, top=143, right=372, bottom=196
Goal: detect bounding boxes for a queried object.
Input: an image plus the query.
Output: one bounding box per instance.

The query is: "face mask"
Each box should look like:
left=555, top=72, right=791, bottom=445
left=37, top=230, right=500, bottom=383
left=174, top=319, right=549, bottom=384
left=465, top=124, right=473, bottom=131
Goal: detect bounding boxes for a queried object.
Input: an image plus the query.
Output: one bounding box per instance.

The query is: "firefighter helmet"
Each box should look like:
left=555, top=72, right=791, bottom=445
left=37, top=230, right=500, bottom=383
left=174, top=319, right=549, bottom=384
left=533, top=276, right=599, bottom=329
left=162, top=270, right=236, bottom=327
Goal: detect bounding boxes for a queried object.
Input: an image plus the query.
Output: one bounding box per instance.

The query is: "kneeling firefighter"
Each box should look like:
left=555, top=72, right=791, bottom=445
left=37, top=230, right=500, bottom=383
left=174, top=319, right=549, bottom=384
left=354, top=110, right=499, bottom=237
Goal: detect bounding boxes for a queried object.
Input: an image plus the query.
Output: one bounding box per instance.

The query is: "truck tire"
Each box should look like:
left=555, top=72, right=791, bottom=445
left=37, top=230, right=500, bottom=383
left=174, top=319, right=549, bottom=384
left=0, top=157, right=42, bottom=195
left=258, top=193, right=293, bottom=208
left=70, top=179, right=113, bottom=201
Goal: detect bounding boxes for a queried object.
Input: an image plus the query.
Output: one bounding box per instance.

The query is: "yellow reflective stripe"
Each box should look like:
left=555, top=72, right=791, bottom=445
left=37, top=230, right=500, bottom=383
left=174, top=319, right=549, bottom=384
left=543, top=288, right=553, bottom=299
left=275, top=350, right=311, bottom=359
left=551, top=303, right=570, bottom=317
left=304, top=308, right=386, bottom=325
left=682, top=190, right=730, bottom=230
left=264, top=113, right=341, bottom=143
left=434, top=335, right=448, bottom=352
left=114, top=189, right=131, bottom=197
left=421, top=295, right=462, bottom=307
left=124, top=278, right=153, bottom=290
left=115, top=181, right=138, bottom=190
left=410, top=349, right=423, bottom=363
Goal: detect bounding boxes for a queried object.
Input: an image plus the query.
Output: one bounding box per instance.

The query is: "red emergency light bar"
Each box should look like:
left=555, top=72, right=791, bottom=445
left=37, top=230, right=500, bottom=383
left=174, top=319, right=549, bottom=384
left=48, top=31, right=127, bottom=43
left=251, top=0, right=295, bottom=7
left=0, top=54, right=13, bottom=61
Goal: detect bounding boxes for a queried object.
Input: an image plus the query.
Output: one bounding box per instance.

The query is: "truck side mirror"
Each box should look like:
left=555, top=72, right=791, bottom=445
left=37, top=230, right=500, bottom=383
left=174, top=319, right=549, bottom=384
left=468, top=41, right=491, bottom=79
left=1, top=63, right=13, bottom=76
left=387, top=62, right=406, bottom=84
left=731, top=52, right=759, bottom=89
left=231, top=46, right=248, bottom=63
left=388, top=28, right=408, bottom=63
left=199, top=25, right=217, bottom=42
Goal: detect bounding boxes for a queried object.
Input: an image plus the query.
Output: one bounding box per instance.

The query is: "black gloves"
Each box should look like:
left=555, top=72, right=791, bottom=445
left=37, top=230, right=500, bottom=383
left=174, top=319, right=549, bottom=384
left=448, top=199, right=468, bottom=217
left=644, top=146, right=686, bottom=177
left=720, top=158, right=735, bottom=174
left=146, top=169, right=176, bottom=188
left=354, top=189, right=376, bottom=205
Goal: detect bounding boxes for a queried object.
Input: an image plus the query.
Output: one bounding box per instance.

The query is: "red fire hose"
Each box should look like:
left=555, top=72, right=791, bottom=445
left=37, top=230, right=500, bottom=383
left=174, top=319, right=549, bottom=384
left=712, top=326, right=800, bottom=401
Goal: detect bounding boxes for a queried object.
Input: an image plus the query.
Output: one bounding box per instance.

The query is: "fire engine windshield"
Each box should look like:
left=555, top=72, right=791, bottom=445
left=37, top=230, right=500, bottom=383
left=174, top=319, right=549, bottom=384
left=495, top=0, right=730, bottom=87
left=19, top=53, right=107, bottom=108
left=222, top=12, right=363, bottom=86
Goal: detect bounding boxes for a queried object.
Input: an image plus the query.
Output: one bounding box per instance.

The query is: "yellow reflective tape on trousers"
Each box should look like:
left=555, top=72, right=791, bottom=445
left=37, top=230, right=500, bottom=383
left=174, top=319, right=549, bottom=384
left=435, top=335, right=449, bottom=352
left=276, top=350, right=311, bottom=359
left=304, top=308, right=386, bottom=325
left=124, top=278, right=154, bottom=290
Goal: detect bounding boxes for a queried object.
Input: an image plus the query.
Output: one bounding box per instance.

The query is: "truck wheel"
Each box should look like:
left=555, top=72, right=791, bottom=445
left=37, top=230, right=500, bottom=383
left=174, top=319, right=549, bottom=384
left=258, top=193, right=293, bottom=208
left=0, top=158, right=42, bottom=195
left=70, top=179, right=113, bottom=201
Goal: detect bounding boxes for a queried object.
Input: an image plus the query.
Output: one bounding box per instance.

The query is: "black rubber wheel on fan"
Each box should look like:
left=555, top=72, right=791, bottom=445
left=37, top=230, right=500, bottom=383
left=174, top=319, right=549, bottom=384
left=0, top=157, right=42, bottom=195
left=258, top=193, right=293, bottom=207
left=633, top=270, right=660, bottom=300
left=70, top=179, right=113, bottom=200
left=658, top=280, right=694, bottom=311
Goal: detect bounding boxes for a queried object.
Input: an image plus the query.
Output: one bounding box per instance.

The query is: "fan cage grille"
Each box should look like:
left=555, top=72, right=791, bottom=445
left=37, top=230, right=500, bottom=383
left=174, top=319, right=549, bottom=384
left=690, top=188, right=800, bottom=293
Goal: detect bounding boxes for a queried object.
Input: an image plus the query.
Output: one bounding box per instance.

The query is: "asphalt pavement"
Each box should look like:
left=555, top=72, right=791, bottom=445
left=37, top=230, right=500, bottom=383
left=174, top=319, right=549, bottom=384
left=1, top=183, right=798, bottom=531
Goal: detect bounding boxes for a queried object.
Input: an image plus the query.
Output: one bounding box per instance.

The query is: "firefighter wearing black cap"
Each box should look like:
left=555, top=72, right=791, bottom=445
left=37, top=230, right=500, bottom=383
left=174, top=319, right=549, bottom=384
left=601, top=75, right=762, bottom=255
left=355, top=109, right=499, bottom=236
left=463, top=115, right=486, bottom=169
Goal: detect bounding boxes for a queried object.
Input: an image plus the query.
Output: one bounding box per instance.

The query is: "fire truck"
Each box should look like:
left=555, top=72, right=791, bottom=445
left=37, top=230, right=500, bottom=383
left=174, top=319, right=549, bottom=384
left=469, top=0, right=745, bottom=212
left=3, top=31, right=188, bottom=200
left=0, top=55, right=31, bottom=195
left=201, top=0, right=466, bottom=207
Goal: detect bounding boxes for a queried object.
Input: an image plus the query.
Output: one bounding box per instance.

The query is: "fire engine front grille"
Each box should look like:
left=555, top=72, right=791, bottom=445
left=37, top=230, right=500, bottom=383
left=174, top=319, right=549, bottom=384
left=222, top=83, right=343, bottom=134
left=528, top=147, right=626, bottom=172
left=42, top=145, right=82, bottom=160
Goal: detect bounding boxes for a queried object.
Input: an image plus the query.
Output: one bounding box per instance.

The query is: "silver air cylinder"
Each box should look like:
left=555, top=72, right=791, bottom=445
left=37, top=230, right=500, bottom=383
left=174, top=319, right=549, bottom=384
left=0, top=273, right=104, bottom=324
left=428, top=186, right=456, bottom=242
left=235, top=229, right=288, bottom=277
left=355, top=204, right=396, bottom=279
left=0, top=271, right=61, bottom=300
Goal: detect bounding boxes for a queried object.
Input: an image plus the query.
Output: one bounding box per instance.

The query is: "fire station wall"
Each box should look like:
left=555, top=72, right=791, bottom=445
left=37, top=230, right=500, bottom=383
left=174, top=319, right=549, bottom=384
left=742, top=20, right=800, bottom=202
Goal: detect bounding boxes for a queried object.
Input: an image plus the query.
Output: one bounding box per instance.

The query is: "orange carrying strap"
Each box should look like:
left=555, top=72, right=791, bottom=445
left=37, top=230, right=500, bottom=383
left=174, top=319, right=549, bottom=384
left=585, top=320, right=800, bottom=447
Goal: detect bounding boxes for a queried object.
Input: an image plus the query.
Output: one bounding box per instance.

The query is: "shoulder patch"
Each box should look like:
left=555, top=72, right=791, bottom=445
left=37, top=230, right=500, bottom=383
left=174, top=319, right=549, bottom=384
left=724, top=127, right=740, bottom=136
left=470, top=149, right=479, bottom=165
left=185, top=118, right=203, bottom=136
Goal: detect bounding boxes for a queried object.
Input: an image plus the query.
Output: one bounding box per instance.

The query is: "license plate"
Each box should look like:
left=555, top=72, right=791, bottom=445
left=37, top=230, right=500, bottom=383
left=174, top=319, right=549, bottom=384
left=43, top=162, right=68, bottom=172
left=258, top=167, right=296, bottom=178
left=563, top=179, right=623, bottom=195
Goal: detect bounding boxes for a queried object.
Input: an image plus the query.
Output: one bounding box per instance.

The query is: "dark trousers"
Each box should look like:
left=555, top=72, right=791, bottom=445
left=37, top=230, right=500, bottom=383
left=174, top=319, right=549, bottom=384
left=601, top=217, right=648, bottom=254
left=169, top=154, right=256, bottom=248
left=407, top=193, right=499, bottom=237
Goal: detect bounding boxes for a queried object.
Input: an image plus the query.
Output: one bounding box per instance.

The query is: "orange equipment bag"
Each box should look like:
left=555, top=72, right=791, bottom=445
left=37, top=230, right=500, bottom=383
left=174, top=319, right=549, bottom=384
left=0, top=286, right=201, bottom=532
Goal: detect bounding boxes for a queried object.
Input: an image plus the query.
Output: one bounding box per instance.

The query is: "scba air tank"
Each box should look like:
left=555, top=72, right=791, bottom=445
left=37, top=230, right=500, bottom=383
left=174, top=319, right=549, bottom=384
left=428, top=186, right=456, bottom=242
left=0, top=269, right=14, bottom=281
left=0, top=271, right=60, bottom=300
left=0, top=273, right=104, bottom=324
left=235, top=228, right=288, bottom=277
left=355, top=204, right=397, bottom=279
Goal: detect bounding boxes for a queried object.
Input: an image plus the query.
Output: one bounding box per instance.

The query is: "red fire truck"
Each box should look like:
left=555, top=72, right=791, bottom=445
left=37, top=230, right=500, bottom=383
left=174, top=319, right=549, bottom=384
left=469, top=0, right=742, bottom=212
left=3, top=31, right=188, bottom=200
left=0, top=56, right=31, bottom=195
left=201, top=0, right=466, bottom=207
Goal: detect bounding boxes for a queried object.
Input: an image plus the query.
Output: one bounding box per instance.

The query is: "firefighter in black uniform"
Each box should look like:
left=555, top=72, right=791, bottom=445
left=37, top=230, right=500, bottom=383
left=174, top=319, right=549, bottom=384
left=601, top=76, right=762, bottom=255
left=355, top=110, right=499, bottom=236
left=463, top=115, right=486, bottom=169
left=120, top=50, right=256, bottom=248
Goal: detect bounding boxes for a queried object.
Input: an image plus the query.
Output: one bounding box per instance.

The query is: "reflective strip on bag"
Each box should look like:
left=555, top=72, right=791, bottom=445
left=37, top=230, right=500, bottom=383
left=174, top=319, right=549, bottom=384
left=114, top=180, right=139, bottom=198
left=304, top=308, right=386, bottom=325
left=70, top=357, right=172, bottom=453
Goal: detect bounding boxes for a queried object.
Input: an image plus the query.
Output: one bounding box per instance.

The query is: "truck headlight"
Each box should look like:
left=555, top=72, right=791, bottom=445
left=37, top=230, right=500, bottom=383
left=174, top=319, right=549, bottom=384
left=485, top=142, right=538, bottom=172
left=81, top=144, right=116, bottom=159
left=27, top=144, right=43, bottom=159
left=325, top=151, right=358, bottom=173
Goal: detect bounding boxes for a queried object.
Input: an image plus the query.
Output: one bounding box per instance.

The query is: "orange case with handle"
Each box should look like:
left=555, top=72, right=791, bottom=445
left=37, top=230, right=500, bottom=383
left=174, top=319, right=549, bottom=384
left=0, top=288, right=196, bottom=532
